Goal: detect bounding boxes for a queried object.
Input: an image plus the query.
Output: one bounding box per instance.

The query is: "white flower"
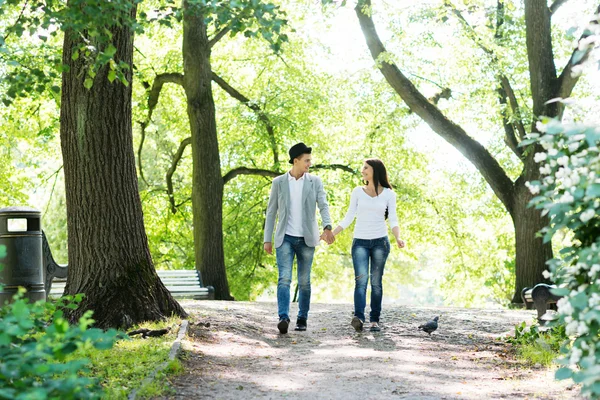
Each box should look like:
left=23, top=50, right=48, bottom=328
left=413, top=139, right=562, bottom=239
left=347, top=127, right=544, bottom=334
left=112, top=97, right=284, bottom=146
left=557, top=156, right=570, bottom=166
left=549, top=148, right=559, bottom=156
left=536, top=121, right=547, bottom=132
left=577, top=322, right=590, bottom=336
left=589, top=264, right=600, bottom=279
left=568, top=142, right=580, bottom=152
left=534, top=152, right=548, bottom=163
left=566, top=320, right=579, bottom=336
left=580, top=209, right=595, bottom=223
left=570, top=346, right=583, bottom=365
left=525, top=181, right=540, bottom=195
left=540, top=164, right=552, bottom=175
left=559, top=192, right=574, bottom=203
left=542, top=270, right=552, bottom=279
left=558, top=297, right=574, bottom=316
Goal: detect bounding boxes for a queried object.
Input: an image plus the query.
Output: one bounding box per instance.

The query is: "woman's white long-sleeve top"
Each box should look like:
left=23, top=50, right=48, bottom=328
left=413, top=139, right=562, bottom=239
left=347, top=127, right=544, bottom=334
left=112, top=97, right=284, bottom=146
left=338, top=187, right=399, bottom=239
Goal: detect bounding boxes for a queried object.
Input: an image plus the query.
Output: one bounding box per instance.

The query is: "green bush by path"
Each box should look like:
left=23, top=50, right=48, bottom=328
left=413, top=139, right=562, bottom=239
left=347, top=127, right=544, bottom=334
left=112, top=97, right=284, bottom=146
left=0, top=291, right=124, bottom=399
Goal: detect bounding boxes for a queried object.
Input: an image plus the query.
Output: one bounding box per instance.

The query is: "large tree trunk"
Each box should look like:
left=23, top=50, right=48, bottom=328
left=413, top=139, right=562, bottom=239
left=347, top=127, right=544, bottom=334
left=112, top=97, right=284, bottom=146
left=60, top=1, right=187, bottom=328
left=182, top=1, right=233, bottom=300
left=511, top=182, right=554, bottom=302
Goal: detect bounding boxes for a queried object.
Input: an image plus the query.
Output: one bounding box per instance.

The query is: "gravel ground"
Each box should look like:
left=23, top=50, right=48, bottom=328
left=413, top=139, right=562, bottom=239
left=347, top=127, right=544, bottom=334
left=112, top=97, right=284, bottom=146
left=158, top=300, right=582, bottom=400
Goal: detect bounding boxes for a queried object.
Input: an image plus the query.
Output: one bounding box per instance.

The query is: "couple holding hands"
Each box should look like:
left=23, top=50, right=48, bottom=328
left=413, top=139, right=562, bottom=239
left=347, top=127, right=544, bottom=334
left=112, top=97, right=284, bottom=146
left=264, top=142, right=406, bottom=334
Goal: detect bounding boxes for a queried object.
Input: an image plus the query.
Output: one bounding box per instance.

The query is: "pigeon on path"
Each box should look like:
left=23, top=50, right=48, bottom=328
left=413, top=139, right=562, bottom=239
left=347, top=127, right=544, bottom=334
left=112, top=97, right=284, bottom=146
left=418, top=316, right=439, bottom=336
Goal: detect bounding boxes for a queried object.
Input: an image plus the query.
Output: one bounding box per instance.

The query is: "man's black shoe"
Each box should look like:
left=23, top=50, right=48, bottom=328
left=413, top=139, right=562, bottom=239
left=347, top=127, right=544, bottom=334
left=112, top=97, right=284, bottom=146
left=294, top=318, right=307, bottom=331
left=351, top=316, right=364, bottom=332
left=277, top=319, right=290, bottom=334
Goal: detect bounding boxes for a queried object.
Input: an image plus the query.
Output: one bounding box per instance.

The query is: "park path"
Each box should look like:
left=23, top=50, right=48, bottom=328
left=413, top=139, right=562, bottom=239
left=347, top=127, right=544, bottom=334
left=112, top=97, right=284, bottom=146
left=162, top=301, right=580, bottom=400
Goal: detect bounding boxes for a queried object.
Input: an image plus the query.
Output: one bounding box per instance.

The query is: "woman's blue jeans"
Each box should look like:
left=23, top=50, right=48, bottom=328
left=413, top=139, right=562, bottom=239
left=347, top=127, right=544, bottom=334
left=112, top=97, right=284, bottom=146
left=275, top=235, right=315, bottom=321
left=352, top=237, right=390, bottom=323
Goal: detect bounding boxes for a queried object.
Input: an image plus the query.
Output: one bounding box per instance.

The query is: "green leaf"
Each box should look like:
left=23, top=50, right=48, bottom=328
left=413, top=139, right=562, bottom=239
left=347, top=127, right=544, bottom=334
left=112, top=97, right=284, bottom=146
left=72, top=50, right=79, bottom=61
left=104, top=43, right=117, bottom=58
left=586, top=184, right=600, bottom=198
left=550, top=287, right=569, bottom=296
left=555, top=367, right=573, bottom=380
left=83, top=78, right=93, bottom=89
left=11, top=300, right=30, bottom=320
left=108, top=70, right=117, bottom=82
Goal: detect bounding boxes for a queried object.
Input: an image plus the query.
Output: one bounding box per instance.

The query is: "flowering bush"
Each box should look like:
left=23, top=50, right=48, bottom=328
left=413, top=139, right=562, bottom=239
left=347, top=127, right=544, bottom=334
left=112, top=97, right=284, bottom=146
left=526, top=118, right=600, bottom=397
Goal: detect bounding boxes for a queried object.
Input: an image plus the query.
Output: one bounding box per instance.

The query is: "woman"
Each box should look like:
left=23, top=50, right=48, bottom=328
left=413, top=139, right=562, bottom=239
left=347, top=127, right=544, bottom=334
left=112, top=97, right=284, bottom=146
left=332, top=158, right=405, bottom=332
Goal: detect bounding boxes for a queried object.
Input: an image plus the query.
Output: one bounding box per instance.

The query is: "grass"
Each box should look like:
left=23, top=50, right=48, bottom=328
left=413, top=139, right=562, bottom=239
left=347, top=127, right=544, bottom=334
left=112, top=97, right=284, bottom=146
left=517, top=340, right=561, bottom=367
left=506, top=321, right=567, bottom=368
left=67, top=316, right=185, bottom=399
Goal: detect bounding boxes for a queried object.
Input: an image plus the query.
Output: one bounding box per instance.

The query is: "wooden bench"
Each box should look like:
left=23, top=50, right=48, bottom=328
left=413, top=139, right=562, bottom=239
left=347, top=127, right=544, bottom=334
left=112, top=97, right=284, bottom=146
left=43, top=232, right=214, bottom=300
left=48, top=269, right=214, bottom=300
left=521, top=283, right=563, bottom=322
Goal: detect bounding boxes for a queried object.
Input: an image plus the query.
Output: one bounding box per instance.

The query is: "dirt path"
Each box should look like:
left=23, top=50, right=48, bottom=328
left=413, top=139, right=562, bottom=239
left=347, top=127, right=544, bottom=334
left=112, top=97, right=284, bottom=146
left=164, top=301, right=580, bottom=400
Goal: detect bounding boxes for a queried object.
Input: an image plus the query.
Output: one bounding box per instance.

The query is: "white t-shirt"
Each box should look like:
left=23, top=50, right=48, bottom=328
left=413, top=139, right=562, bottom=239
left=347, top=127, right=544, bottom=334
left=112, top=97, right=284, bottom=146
left=338, top=187, right=399, bottom=239
left=285, top=172, right=305, bottom=237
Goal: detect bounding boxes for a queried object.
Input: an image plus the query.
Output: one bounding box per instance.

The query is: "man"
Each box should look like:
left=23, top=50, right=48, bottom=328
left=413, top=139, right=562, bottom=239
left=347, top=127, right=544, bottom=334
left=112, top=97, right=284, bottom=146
left=264, top=142, right=335, bottom=334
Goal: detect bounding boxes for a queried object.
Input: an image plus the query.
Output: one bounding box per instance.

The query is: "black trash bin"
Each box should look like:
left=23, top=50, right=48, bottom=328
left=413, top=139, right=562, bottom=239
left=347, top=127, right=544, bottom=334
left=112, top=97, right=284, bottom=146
left=0, top=206, right=46, bottom=305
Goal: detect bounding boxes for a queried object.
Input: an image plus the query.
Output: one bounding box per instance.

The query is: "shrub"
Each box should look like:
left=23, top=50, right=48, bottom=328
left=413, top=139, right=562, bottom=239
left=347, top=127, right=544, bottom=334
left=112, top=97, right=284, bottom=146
left=526, top=118, right=600, bottom=397
left=0, top=290, right=125, bottom=399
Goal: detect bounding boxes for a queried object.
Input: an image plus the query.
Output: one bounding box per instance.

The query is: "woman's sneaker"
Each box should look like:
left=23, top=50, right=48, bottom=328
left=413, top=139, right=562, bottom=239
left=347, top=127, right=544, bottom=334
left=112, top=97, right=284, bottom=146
left=370, top=322, right=381, bottom=332
left=351, top=316, right=364, bottom=332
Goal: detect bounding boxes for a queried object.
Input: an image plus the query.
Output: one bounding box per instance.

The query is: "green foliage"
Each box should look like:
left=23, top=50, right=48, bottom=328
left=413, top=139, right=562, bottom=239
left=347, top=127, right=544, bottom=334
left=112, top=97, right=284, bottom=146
left=506, top=321, right=568, bottom=367
left=70, top=317, right=182, bottom=399
left=526, top=115, right=600, bottom=394
left=0, top=292, right=124, bottom=399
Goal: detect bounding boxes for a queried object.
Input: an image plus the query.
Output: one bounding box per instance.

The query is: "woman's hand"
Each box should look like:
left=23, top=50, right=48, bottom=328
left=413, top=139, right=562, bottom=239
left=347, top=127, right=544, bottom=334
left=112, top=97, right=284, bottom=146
left=396, top=238, right=405, bottom=248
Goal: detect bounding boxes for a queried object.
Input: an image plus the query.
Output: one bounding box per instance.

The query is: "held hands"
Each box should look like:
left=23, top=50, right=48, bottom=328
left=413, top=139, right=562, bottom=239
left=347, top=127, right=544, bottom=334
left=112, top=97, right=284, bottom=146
left=320, top=229, right=335, bottom=245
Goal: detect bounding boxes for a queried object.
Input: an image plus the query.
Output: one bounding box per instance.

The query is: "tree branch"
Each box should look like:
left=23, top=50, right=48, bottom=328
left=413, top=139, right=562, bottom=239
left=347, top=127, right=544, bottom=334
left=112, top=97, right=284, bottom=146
left=550, top=0, right=570, bottom=15
left=209, top=26, right=231, bottom=48
left=222, top=164, right=355, bottom=185
left=556, top=5, right=600, bottom=102
left=499, top=76, right=527, bottom=140
left=223, top=167, right=279, bottom=185
left=356, top=0, right=515, bottom=214
left=524, top=0, right=559, bottom=120
left=2, top=0, right=29, bottom=44
left=166, top=137, right=191, bottom=214
left=212, top=72, right=279, bottom=166
left=497, top=85, right=524, bottom=159
left=137, top=73, right=185, bottom=186
left=447, top=1, right=527, bottom=144
left=312, top=164, right=355, bottom=174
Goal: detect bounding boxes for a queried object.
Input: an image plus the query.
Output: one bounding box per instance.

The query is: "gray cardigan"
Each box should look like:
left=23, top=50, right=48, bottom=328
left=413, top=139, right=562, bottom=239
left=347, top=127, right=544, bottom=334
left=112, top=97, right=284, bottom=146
left=264, top=173, right=332, bottom=248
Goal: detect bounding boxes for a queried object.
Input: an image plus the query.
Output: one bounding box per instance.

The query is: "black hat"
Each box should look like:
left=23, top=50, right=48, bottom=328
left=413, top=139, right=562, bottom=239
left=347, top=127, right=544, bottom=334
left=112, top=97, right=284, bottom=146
left=288, top=142, right=312, bottom=164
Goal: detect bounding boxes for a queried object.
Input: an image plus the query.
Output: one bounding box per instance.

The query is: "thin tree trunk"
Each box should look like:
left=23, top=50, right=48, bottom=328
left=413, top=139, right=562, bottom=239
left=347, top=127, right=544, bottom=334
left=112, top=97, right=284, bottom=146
left=182, top=0, right=233, bottom=300
left=60, top=0, right=187, bottom=328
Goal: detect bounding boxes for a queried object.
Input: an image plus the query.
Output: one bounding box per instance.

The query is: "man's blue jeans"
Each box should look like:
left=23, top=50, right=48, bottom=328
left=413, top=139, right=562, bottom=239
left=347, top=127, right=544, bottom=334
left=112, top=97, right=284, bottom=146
left=352, top=237, right=390, bottom=323
left=276, top=234, right=315, bottom=321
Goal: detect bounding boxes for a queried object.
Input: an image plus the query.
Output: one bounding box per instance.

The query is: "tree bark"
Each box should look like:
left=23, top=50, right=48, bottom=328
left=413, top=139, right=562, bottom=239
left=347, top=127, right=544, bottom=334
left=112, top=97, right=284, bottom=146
left=183, top=0, right=233, bottom=300
left=59, top=0, right=187, bottom=328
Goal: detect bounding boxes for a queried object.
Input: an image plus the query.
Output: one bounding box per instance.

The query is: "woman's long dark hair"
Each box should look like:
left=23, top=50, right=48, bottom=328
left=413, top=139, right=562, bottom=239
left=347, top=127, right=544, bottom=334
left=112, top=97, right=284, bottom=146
left=365, top=158, right=392, bottom=219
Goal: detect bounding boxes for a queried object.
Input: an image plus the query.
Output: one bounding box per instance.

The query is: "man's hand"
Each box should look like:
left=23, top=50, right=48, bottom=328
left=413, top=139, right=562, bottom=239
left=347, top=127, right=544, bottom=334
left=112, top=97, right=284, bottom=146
left=321, top=229, right=335, bottom=245
left=396, top=238, right=406, bottom=249
left=264, top=242, right=273, bottom=255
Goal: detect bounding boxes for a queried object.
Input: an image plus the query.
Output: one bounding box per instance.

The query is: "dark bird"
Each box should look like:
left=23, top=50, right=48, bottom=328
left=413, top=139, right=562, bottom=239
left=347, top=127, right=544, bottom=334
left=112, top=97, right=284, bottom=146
left=418, top=316, right=439, bottom=336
